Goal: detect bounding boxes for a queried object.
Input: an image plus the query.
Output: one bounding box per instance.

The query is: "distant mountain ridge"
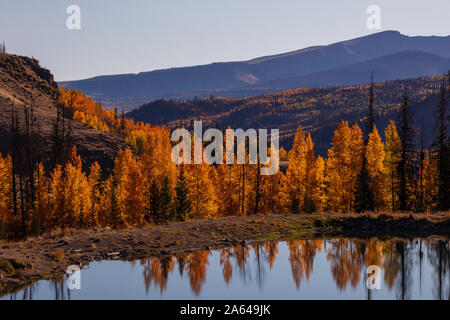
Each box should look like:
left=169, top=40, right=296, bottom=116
left=60, top=31, right=450, bottom=109
left=237, top=51, right=450, bottom=93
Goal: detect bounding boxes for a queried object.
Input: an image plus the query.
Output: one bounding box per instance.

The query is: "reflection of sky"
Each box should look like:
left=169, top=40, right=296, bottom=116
left=1, top=240, right=446, bottom=300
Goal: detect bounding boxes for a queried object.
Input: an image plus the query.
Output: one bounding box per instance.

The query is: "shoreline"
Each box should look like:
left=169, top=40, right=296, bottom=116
left=1, top=212, right=449, bottom=296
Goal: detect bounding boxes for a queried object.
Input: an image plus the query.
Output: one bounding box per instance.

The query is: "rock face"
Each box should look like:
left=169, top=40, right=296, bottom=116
left=0, top=53, right=126, bottom=170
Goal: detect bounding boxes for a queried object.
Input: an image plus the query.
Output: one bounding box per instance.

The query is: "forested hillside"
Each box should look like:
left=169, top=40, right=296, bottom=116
left=0, top=53, right=126, bottom=170
left=128, top=75, right=444, bottom=155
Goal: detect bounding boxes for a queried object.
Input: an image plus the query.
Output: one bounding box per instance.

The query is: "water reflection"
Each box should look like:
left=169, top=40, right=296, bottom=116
left=2, top=237, right=449, bottom=300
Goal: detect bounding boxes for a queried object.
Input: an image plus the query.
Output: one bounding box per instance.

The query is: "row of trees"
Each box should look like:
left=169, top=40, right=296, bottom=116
left=0, top=74, right=449, bottom=239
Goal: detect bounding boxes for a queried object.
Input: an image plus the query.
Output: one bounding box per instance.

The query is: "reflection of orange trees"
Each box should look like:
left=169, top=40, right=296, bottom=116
left=264, top=242, right=279, bottom=270
left=219, top=242, right=280, bottom=285
left=141, top=256, right=175, bottom=294
left=186, top=251, right=210, bottom=296
left=288, top=240, right=322, bottom=288
left=220, top=248, right=234, bottom=284
left=326, top=239, right=363, bottom=290
left=233, top=245, right=250, bottom=272
left=364, top=238, right=384, bottom=267
left=127, top=239, right=439, bottom=296
left=382, top=240, right=401, bottom=290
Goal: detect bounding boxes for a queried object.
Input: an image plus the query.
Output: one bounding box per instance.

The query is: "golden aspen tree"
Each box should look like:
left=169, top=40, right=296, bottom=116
left=311, top=156, right=327, bottom=211
left=87, top=162, right=102, bottom=227
left=279, top=147, right=288, bottom=161
left=141, top=128, right=177, bottom=197
left=31, top=163, right=49, bottom=234
left=48, top=164, right=64, bottom=228
left=283, top=126, right=307, bottom=213
left=63, top=147, right=92, bottom=228
left=421, top=153, right=438, bottom=212
left=214, top=163, right=241, bottom=216
left=259, top=170, right=284, bottom=215
left=366, top=125, right=387, bottom=210
left=326, top=121, right=364, bottom=212
left=283, top=128, right=326, bottom=213
left=303, top=135, right=326, bottom=212
left=384, top=121, right=402, bottom=211
left=186, top=162, right=218, bottom=219
left=112, top=148, right=145, bottom=228
left=0, top=154, right=12, bottom=237
left=105, top=175, right=128, bottom=229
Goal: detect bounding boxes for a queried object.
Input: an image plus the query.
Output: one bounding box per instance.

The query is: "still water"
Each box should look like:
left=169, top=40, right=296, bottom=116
left=2, top=237, right=449, bottom=300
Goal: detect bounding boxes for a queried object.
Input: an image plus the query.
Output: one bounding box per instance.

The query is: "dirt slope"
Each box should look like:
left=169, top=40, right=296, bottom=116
left=0, top=53, right=126, bottom=170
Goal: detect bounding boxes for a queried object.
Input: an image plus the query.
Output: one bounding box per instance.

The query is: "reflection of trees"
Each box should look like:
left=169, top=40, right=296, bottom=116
left=177, top=253, right=187, bottom=277
left=383, top=240, right=401, bottom=291
left=364, top=238, right=383, bottom=267
left=264, top=242, right=279, bottom=270
left=362, top=238, right=384, bottom=300
left=220, top=248, right=234, bottom=284
left=141, top=251, right=210, bottom=296
left=186, top=251, right=210, bottom=296
left=288, top=240, right=322, bottom=289
left=5, top=238, right=450, bottom=299
left=141, top=256, right=175, bottom=294
left=427, top=239, right=450, bottom=300
left=220, top=242, right=278, bottom=288
left=326, top=239, right=363, bottom=290
left=252, top=243, right=267, bottom=288
left=233, top=245, right=251, bottom=283
left=381, top=240, right=413, bottom=299
left=395, top=240, right=412, bottom=300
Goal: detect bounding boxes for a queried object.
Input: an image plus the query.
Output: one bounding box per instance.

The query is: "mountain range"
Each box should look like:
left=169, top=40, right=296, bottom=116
left=60, top=30, right=450, bottom=109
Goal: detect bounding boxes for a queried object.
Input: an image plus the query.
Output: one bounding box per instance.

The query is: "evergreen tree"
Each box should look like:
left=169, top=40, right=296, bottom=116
left=397, top=87, right=415, bottom=211
left=109, top=178, right=127, bottom=229
left=432, top=75, right=449, bottom=211
left=121, top=110, right=126, bottom=132
left=384, top=121, right=402, bottom=211
left=174, top=166, right=191, bottom=221
left=159, top=177, right=173, bottom=222
left=146, top=181, right=160, bottom=223
left=366, top=72, right=376, bottom=142
left=354, top=154, right=374, bottom=212
left=355, top=74, right=377, bottom=212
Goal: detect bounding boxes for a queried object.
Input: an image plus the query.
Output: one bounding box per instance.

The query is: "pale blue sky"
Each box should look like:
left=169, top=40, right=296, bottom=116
left=1, top=0, right=449, bottom=81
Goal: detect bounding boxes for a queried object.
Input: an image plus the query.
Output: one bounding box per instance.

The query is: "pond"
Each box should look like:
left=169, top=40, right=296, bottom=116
left=1, top=237, right=449, bottom=300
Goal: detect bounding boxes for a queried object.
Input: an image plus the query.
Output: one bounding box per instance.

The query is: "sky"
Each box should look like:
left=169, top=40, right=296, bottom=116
left=1, top=0, right=449, bottom=81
